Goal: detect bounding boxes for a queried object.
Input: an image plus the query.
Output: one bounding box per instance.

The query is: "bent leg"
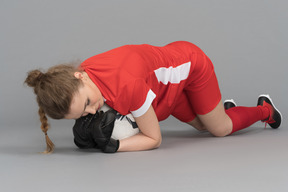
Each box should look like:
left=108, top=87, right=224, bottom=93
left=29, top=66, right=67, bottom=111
left=185, top=67, right=227, bottom=135
left=183, top=53, right=269, bottom=135
left=198, top=100, right=271, bottom=136
left=198, top=100, right=233, bottom=136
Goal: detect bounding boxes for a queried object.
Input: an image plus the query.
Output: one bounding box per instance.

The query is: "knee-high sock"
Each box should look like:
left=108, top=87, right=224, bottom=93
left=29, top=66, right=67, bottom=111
left=225, top=106, right=270, bottom=134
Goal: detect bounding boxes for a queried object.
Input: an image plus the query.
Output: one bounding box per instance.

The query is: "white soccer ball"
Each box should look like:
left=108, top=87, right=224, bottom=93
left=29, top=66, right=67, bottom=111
left=99, top=104, right=139, bottom=140
left=111, top=113, right=140, bottom=140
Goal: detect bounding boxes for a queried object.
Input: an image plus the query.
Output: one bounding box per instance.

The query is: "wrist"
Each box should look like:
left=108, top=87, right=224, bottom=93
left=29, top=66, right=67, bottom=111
left=102, top=138, right=119, bottom=153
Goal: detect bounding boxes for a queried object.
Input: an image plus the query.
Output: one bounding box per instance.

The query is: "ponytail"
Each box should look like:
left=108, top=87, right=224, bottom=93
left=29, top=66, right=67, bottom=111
left=38, top=107, right=55, bottom=154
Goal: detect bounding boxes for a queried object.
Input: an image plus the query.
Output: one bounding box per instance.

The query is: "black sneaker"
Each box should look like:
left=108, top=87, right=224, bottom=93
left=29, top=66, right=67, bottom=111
left=257, top=94, right=282, bottom=129
left=224, top=99, right=237, bottom=110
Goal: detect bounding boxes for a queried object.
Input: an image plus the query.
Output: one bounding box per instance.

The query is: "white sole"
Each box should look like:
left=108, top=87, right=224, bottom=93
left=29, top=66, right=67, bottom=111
left=224, top=99, right=237, bottom=106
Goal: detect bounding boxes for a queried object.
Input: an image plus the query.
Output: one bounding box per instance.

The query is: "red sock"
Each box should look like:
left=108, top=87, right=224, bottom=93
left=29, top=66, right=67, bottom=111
left=226, top=106, right=270, bottom=134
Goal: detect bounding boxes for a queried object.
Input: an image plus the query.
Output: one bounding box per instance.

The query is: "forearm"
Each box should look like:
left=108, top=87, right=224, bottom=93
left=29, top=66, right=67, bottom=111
left=117, top=105, right=162, bottom=152
left=117, top=132, right=162, bottom=152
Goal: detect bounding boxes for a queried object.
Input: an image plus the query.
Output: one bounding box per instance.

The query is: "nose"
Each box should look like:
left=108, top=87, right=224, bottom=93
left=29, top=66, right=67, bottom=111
left=85, top=105, right=97, bottom=115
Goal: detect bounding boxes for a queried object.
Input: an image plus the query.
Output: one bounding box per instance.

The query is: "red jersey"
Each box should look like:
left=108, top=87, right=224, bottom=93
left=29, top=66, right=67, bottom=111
left=80, top=41, right=211, bottom=121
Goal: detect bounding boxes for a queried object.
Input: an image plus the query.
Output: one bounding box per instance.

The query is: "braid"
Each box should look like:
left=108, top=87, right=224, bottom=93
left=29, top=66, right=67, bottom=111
left=25, top=63, right=82, bottom=153
left=38, top=107, right=55, bottom=154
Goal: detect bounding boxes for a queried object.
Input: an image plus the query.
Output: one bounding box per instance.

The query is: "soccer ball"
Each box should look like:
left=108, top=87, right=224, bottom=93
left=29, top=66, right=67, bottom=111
left=100, top=104, right=139, bottom=140
left=111, top=113, right=139, bottom=140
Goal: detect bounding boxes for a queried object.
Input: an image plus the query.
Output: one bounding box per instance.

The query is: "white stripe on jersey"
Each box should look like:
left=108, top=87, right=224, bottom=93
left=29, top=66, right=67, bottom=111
left=154, top=61, right=191, bottom=84
left=131, top=89, right=156, bottom=118
left=131, top=61, right=191, bottom=118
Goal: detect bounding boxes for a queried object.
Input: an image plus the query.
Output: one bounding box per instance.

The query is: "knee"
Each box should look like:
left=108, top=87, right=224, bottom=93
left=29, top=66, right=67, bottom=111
left=211, top=130, right=229, bottom=137
left=209, top=125, right=232, bottom=137
left=206, top=115, right=233, bottom=137
left=194, top=124, right=207, bottom=132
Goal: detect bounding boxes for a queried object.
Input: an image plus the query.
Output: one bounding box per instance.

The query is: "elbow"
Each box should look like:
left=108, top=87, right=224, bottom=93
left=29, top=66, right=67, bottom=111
left=153, top=136, right=162, bottom=149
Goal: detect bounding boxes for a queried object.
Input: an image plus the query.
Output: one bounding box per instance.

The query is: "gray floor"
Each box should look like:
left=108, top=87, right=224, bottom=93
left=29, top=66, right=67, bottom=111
left=1, top=1, right=288, bottom=191
left=1, top=117, right=287, bottom=192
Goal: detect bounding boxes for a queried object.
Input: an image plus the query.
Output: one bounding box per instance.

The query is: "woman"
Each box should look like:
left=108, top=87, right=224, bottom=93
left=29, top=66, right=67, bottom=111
left=25, top=41, right=282, bottom=153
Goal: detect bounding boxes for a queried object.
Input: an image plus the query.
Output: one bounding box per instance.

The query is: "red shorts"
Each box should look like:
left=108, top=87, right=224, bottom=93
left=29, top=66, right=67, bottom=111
left=171, top=52, right=222, bottom=123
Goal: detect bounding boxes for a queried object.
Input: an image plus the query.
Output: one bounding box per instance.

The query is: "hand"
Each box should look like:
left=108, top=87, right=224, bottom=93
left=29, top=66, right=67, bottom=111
left=73, top=110, right=120, bottom=153
left=73, top=113, right=98, bottom=149
left=89, top=110, right=119, bottom=153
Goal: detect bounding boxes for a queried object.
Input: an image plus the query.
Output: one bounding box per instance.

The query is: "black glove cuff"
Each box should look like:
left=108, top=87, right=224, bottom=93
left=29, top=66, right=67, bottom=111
left=102, top=139, right=119, bottom=153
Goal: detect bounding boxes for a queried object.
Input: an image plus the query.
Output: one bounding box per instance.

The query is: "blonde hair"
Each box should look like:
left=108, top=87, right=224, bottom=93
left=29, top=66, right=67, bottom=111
left=25, top=63, right=83, bottom=153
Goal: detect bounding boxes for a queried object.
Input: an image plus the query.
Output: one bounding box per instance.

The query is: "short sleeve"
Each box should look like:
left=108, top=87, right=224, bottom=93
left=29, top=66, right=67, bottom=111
left=114, top=78, right=156, bottom=117
left=131, top=89, right=156, bottom=117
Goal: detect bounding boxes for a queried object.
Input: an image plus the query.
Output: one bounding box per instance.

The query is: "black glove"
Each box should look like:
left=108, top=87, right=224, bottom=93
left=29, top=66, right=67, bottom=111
left=73, top=110, right=119, bottom=153
left=89, top=110, right=120, bottom=153
left=73, top=113, right=98, bottom=149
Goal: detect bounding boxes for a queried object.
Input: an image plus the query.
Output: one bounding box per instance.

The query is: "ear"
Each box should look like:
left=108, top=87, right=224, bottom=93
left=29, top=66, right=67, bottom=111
left=74, top=72, right=84, bottom=79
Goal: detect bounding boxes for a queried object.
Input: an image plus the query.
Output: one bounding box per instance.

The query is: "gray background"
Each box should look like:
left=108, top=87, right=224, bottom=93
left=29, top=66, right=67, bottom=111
left=1, top=0, right=287, bottom=192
